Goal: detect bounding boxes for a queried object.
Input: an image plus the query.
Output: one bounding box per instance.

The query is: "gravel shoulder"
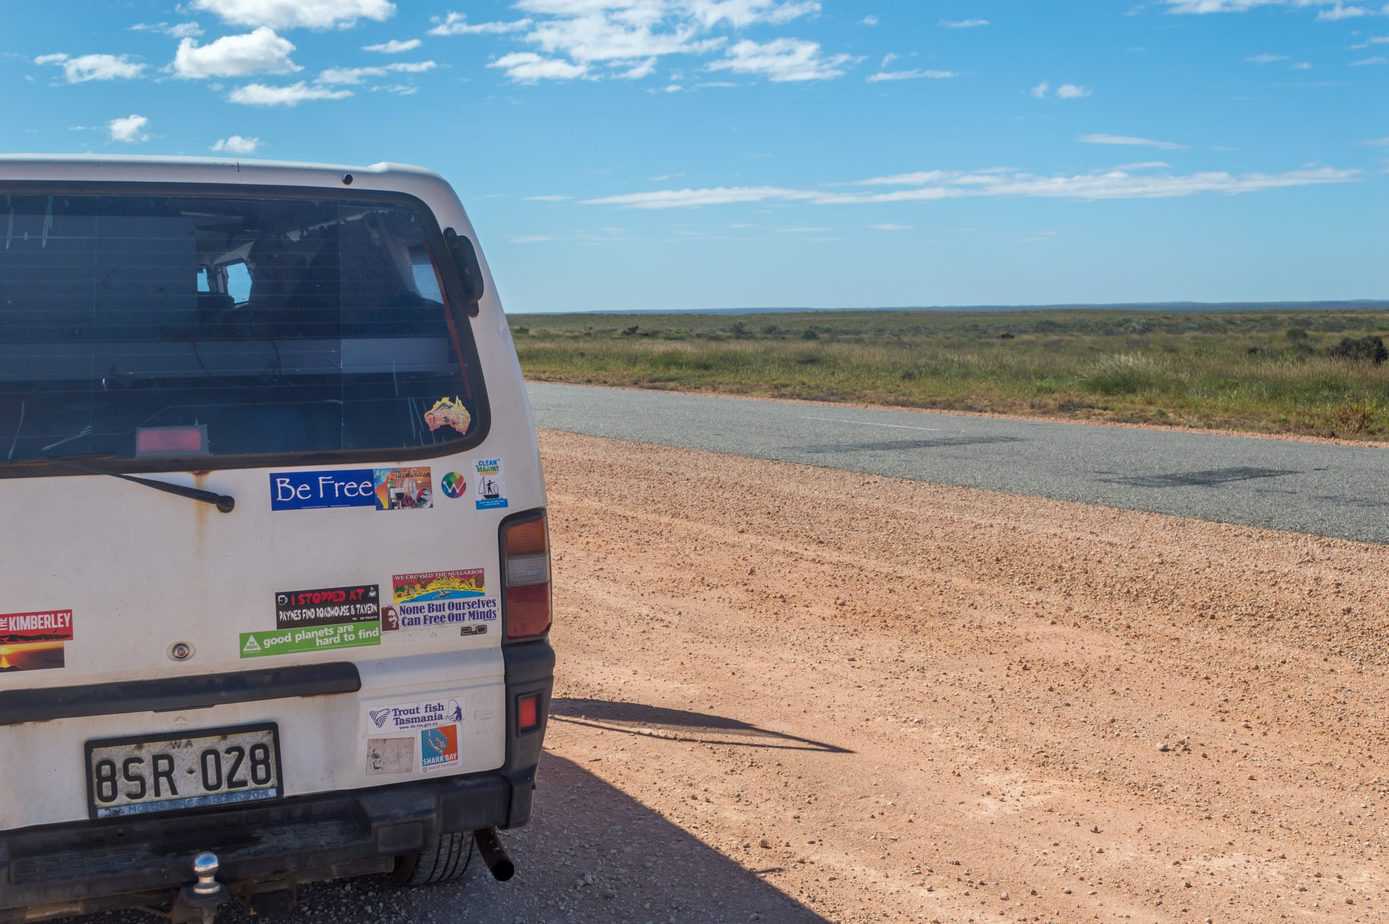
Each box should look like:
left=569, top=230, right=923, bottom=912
left=81, top=429, right=1388, bottom=923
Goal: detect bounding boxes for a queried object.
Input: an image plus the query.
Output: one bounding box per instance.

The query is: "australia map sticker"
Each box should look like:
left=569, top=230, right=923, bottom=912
left=425, top=397, right=472, bottom=436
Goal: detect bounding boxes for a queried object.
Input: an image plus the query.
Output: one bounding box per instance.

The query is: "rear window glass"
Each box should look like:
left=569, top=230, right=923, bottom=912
left=0, top=190, right=482, bottom=470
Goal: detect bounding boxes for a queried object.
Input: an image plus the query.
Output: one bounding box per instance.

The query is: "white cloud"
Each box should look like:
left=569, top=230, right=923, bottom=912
left=1030, top=80, right=1050, bottom=98
left=940, top=18, right=990, bottom=27
left=489, top=52, right=588, bottom=82
left=190, top=0, right=395, bottom=30
left=1293, top=60, right=1313, bottom=68
left=363, top=38, right=421, bottom=53
left=1080, top=132, right=1188, bottom=150
left=131, top=22, right=205, bottom=39
left=173, top=28, right=298, bottom=78
left=525, top=194, right=574, bottom=201
left=685, top=1, right=822, bottom=29
left=869, top=223, right=911, bottom=231
left=1245, top=52, right=1287, bottom=63
left=511, top=234, right=557, bottom=243
left=318, top=60, right=436, bottom=84
left=1164, top=0, right=1382, bottom=15
left=861, top=14, right=879, bottom=25
left=1350, top=55, right=1388, bottom=65
left=867, top=68, right=956, bottom=82
left=108, top=114, right=150, bottom=143
left=35, top=53, right=145, bottom=84
left=429, top=12, right=534, bottom=36
left=615, top=57, right=657, bottom=78
left=228, top=81, right=352, bottom=105
left=582, top=165, right=1360, bottom=208
left=1366, top=136, right=1389, bottom=146
left=1115, top=160, right=1172, bottom=170
left=708, top=38, right=855, bottom=81
left=1056, top=83, right=1091, bottom=98
left=211, top=134, right=260, bottom=153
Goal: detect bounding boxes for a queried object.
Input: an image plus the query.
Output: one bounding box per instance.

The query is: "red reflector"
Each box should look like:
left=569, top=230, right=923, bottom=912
left=517, top=694, right=540, bottom=732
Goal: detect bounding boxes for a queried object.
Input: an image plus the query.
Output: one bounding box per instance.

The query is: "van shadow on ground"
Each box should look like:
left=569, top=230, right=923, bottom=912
left=549, top=697, right=853, bottom=754
left=78, top=751, right=828, bottom=924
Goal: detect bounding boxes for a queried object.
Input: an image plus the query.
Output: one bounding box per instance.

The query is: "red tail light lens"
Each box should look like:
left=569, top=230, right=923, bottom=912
left=502, top=512, right=551, bottom=641
left=517, top=693, right=541, bottom=732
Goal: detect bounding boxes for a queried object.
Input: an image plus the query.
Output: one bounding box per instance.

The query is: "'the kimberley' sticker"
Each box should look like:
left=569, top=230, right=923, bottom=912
left=276, top=585, right=380, bottom=630
left=0, top=609, right=73, bottom=674
left=269, top=468, right=433, bottom=512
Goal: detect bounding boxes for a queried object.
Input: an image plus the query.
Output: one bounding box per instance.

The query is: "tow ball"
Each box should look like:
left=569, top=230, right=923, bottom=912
left=170, top=852, right=229, bottom=924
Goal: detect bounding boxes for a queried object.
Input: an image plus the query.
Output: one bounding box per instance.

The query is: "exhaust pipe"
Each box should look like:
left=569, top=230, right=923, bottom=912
left=473, top=828, right=515, bottom=882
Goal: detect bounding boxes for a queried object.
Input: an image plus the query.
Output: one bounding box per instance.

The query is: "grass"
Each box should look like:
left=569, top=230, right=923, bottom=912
left=508, top=308, right=1389, bottom=440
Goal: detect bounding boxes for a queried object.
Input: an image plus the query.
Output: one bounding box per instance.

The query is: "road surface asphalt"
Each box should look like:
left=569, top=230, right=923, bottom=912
left=529, top=381, right=1389, bottom=544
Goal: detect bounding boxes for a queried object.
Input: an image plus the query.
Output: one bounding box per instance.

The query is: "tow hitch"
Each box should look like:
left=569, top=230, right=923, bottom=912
left=170, top=853, right=228, bottom=924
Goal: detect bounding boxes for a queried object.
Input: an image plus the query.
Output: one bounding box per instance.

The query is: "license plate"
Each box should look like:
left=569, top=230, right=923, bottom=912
left=86, top=724, right=282, bottom=819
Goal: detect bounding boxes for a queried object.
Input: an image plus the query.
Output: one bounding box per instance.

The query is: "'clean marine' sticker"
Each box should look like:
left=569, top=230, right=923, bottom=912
left=392, top=569, right=498, bottom=630
left=424, top=397, right=472, bottom=436
left=0, top=609, right=73, bottom=674
left=275, top=585, right=380, bottom=630
left=474, top=458, right=508, bottom=510
left=269, top=468, right=433, bottom=511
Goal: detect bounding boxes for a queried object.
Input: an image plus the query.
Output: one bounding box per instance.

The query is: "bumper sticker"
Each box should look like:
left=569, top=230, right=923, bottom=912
left=367, top=737, right=414, bottom=776
left=424, top=397, right=472, bottom=436
left=276, top=585, right=380, bottom=630
left=368, top=699, right=463, bottom=733
left=269, top=468, right=433, bottom=512
left=392, top=569, right=499, bottom=630
left=0, top=609, right=73, bottom=673
left=440, top=471, right=466, bottom=499
left=421, top=724, right=461, bottom=772
left=473, top=458, right=508, bottom=510
left=240, top=621, right=381, bottom=659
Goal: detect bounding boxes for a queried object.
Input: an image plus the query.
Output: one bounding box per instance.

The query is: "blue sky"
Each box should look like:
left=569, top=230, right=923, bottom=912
left=2, top=0, right=1387, bottom=311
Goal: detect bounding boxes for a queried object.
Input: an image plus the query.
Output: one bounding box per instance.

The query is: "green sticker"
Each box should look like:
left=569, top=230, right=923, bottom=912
left=239, top=621, right=381, bottom=659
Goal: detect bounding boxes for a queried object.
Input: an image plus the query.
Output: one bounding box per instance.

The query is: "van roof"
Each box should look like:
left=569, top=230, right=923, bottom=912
left=0, top=155, right=457, bottom=202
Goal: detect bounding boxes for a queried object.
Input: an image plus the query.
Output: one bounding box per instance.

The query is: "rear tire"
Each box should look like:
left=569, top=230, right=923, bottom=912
left=393, top=831, right=474, bottom=887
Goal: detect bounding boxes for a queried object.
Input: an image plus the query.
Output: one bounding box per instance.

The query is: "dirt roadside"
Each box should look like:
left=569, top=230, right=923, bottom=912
left=539, top=429, right=1388, bottom=923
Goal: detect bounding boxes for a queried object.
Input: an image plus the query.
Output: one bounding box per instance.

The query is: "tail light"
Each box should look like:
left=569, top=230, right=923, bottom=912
left=501, top=511, right=551, bottom=641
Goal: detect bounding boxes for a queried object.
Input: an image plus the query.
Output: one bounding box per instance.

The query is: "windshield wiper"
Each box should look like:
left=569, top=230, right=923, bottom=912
left=33, top=442, right=237, bottom=514
left=113, top=474, right=236, bottom=514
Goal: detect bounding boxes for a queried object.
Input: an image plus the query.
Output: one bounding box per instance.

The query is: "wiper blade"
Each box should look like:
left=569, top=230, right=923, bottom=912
left=114, top=474, right=236, bottom=514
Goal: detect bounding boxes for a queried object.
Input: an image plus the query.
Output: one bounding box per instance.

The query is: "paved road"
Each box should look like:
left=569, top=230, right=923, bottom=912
left=530, top=382, right=1389, bottom=544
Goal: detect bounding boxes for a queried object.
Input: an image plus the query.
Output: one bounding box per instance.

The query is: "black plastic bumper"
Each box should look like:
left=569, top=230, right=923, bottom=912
left=0, top=640, right=555, bottom=920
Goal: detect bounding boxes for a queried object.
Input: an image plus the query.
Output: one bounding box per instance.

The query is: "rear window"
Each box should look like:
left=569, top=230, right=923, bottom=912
left=0, top=189, right=484, bottom=472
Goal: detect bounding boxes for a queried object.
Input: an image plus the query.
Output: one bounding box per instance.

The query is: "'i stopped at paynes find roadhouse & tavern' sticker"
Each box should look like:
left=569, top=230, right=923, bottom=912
left=241, top=585, right=382, bottom=658
left=388, top=569, right=499, bottom=630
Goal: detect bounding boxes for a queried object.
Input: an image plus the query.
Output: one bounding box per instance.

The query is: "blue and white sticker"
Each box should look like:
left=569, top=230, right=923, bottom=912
left=474, top=458, right=508, bottom=510
left=269, top=468, right=433, bottom=512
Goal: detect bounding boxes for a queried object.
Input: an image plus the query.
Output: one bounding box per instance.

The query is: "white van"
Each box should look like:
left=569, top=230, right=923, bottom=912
left=0, top=156, right=553, bottom=921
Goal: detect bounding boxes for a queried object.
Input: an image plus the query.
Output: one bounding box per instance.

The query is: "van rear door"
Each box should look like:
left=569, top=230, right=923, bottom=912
left=0, top=185, right=507, bottom=827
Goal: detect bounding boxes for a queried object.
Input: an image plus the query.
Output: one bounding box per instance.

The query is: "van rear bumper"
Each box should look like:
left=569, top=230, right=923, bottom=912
left=0, top=640, right=555, bottom=921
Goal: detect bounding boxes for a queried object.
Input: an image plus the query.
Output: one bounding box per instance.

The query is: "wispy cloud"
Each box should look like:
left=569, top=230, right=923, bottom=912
left=363, top=38, right=421, bottom=53
left=1350, top=55, right=1388, bottom=66
left=869, top=223, right=912, bottom=231
left=131, top=22, right=204, bottom=39
left=1032, top=81, right=1091, bottom=99
left=35, top=53, right=144, bottom=84
left=1080, top=132, right=1189, bottom=150
left=1245, top=52, right=1287, bottom=64
left=868, top=68, right=956, bottom=83
left=940, top=18, right=990, bottom=28
left=525, top=194, right=573, bottom=202
left=318, top=60, right=435, bottom=85
left=489, top=52, right=588, bottom=82
left=211, top=134, right=260, bottom=154
left=861, top=14, right=879, bottom=26
left=708, top=38, right=856, bottom=82
left=1164, top=0, right=1381, bottom=18
left=190, top=0, right=395, bottom=31
left=429, top=12, right=533, bottom=36
left=581, top=164, right=1357, bottom=209
left=228, top=81, right=352, bottom=105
